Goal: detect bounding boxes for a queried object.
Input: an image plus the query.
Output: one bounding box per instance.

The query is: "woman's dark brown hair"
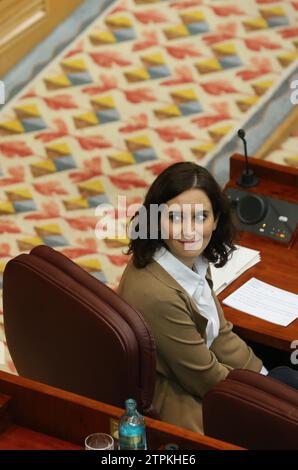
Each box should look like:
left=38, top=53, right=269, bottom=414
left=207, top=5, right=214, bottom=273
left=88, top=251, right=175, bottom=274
left=125, top=161, right=237, bottom=268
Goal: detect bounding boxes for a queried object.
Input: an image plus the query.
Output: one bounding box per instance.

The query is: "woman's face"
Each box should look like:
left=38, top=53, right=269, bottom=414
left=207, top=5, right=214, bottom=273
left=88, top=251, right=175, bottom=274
left=160, top=188, right=218, bottom=268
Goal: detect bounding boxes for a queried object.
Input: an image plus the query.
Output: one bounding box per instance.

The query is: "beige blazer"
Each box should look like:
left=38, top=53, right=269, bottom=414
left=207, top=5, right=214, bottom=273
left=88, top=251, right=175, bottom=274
left=117, top=257, right=263, bottom=434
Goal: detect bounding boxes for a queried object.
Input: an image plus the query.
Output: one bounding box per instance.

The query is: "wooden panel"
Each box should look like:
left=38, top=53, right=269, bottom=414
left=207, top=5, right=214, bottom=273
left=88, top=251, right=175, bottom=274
left=0, top=425, right=82, bottom=450
left=0, top=0, right=83, bottom=76
left=0, top=371, right=242, bottom=450
left=0, top=0, right=46, bottom=47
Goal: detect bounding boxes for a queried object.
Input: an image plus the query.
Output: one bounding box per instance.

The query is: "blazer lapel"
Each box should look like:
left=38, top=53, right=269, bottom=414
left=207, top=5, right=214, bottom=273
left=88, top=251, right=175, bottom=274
left=146, top=260, right=208, bottom=335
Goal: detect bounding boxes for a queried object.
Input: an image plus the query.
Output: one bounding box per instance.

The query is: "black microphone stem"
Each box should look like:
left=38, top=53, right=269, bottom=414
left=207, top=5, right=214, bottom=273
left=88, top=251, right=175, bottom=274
left=236, top=129, right=259, bottom=187
left=243, top=139, right=249, bottom=175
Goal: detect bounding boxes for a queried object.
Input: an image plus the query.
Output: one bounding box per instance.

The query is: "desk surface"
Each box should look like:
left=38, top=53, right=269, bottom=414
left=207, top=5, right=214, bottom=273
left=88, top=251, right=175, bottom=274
left=220, top=155, right=298, bottom=352
left=0, top=371, right=241, bottom=450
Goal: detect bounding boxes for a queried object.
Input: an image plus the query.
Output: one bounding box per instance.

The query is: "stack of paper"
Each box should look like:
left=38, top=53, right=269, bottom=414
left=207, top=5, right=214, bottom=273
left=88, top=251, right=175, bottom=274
left=222, top=277, right=298, bottom=327
left=210, top=245, right=260, bottom=294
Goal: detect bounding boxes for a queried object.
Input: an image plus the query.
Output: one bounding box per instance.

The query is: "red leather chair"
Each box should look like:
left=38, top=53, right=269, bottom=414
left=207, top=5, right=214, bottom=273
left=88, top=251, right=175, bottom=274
left=3, top=245, right=157, bottom=418
left=202, top=368, right=298, bottom=449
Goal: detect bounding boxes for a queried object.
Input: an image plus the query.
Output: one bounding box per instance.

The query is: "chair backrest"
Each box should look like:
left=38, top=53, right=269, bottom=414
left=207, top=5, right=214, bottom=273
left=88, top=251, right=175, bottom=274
left=202, top=368, right=298, bottom=449
left=3, top=245, right=157, bottom=418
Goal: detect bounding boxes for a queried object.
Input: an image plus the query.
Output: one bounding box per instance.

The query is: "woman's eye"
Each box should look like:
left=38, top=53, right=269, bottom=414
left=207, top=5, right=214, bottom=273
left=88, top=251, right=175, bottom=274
left=169, top=213, right=182, bottom=222
left=169, top=213, right=206, bottom=222
left=195, top=213, right=206, bottom=221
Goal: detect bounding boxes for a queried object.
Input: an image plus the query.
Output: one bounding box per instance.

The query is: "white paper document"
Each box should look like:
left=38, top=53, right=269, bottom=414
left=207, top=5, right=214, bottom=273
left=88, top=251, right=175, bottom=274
left=223, top=277, right=298, bottom=327
left=210, top=245, right=260, bottom=294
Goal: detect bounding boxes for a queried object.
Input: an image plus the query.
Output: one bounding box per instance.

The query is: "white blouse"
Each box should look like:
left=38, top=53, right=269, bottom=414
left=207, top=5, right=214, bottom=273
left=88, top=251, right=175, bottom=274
left=152, top=246, right=269, bottom=375
left=152, top=246, right=220, bottom=348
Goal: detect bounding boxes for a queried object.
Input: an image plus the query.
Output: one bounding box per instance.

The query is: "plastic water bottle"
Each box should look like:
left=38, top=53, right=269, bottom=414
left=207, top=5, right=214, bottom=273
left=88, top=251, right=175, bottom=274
left=118, top=398, right=147, bottom=450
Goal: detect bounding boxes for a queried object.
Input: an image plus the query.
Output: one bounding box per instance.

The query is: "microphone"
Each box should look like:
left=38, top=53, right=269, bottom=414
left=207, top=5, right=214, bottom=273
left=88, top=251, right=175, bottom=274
left=236, top=129, right=259, bottom=187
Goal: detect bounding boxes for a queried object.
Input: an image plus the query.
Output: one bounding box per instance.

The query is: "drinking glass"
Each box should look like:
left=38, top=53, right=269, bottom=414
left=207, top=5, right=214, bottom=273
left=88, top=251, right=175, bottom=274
left=85, top=433, right=114, bottom=450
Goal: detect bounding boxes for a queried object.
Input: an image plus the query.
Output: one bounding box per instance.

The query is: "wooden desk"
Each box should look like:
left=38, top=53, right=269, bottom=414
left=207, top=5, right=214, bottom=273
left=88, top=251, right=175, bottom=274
left=219, top=154, right=298, bottom=352
left=0, top=371, right=241, bottom=450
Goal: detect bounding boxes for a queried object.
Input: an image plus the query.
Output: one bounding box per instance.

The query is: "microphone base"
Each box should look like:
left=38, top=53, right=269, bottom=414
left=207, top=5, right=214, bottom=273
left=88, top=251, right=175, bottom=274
left=236, top=169, right=259, bottom=188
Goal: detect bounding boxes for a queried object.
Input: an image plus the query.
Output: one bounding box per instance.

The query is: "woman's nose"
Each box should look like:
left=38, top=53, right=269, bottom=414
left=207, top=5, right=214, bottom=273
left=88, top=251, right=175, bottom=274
left=182, top=220, right=203, bottom=240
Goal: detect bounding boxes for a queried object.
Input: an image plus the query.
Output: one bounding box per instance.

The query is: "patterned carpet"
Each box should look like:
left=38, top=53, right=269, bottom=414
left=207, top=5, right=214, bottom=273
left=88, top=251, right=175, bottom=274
left=1, top=0, right=298, bottom=373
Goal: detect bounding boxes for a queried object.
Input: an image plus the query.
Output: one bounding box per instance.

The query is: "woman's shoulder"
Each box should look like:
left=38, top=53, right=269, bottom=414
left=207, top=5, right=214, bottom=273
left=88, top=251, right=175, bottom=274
left=118, top=257, right=166, bottom=292
left=117, top=257, right=182, bottom=310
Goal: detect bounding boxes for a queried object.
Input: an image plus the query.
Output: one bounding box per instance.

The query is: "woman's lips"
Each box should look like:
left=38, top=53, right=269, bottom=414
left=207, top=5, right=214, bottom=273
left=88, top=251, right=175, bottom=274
left=178, top=240, right=202, bottom=250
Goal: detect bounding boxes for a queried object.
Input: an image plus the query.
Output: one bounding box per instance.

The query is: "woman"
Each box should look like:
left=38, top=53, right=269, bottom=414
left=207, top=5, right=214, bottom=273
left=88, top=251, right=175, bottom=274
left=117, top=162, right=296, bottom=433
